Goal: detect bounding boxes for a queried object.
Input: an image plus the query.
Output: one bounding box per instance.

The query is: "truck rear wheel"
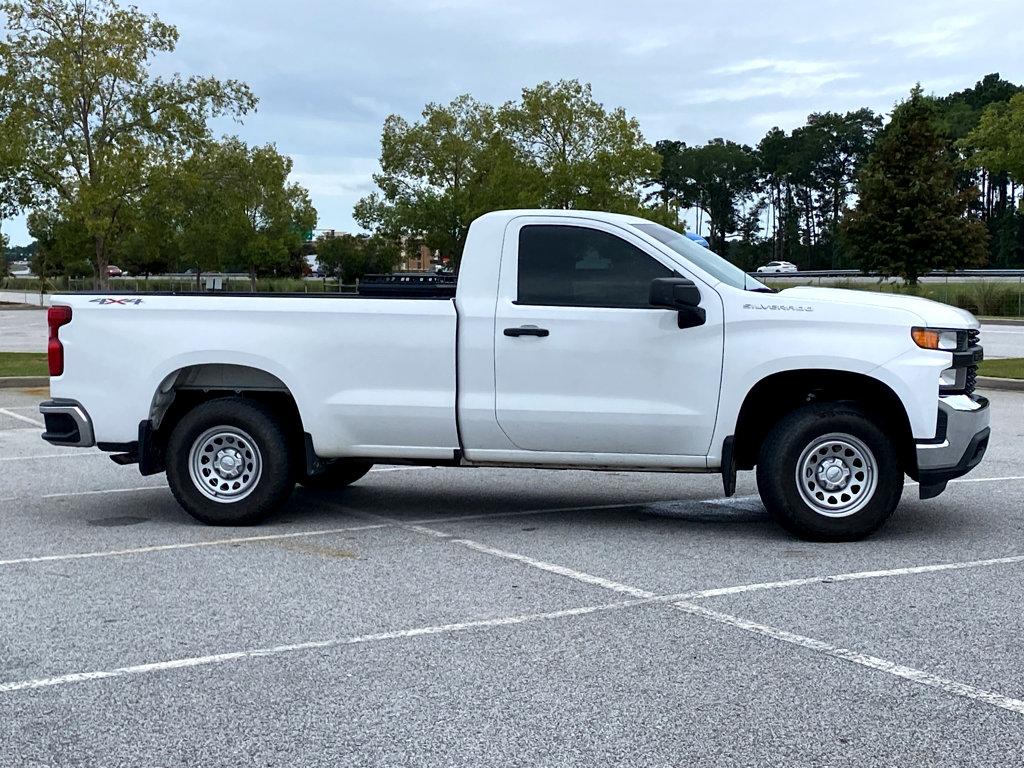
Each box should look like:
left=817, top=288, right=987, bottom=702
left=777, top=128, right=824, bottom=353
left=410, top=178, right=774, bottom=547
left=298, top=459, right=374, bottom=489
left=166, top=397, right=294, bottom=526
left=756, top=403, right=903, bottom=541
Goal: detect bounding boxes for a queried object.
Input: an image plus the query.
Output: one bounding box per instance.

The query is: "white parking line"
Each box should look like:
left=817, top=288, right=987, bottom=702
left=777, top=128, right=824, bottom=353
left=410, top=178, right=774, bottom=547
left=684, top=554, right=1024, bottom=599
left=0, top=522, right=389, bottom=567
left=388, top=515, right=1024, bottom=717
left=0, top=503, right=666, bottom=569
left=0, top=452, right=99, bottom=462
left=950, top=474, right=1024, bottom=485
left=42, top=486, right=167, bottom=499
left=453, top=537, right=656, bottom=598
left=0, top=598, right=651, bottom=694
left=675, top=602, right=1024, bottom=716
left=6, top=540, right=1022, bottom=710
left=0, top=408, right=43, bottom=428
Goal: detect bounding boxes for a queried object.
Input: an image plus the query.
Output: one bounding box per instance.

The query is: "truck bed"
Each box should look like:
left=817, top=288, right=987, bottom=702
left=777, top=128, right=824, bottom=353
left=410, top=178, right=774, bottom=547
left=50, top=292, right=461, bottom=458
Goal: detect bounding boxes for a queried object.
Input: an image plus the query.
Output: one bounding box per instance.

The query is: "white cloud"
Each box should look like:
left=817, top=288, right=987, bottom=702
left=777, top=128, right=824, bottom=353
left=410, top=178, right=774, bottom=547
left=872, top=15, right=981, bottom=57
left=710, top=58, right=849, bottom=76
left=1, top=0, right=1021, bottom=246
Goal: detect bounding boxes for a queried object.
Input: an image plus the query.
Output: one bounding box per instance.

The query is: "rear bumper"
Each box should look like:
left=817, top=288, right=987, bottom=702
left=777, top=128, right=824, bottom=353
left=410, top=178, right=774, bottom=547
left=39, top=399, right=95, bottom=447
left=915, top=394, right=990, bottom=498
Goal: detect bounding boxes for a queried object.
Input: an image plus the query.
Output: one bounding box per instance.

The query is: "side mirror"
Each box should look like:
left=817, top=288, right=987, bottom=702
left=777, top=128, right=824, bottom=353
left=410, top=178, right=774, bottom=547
left=649, top=277, right=706, bottom=329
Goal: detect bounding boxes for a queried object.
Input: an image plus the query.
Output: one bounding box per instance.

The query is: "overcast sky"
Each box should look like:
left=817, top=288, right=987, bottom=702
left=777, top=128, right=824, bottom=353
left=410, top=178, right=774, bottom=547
left=4, top=0, right=1023, bottom=245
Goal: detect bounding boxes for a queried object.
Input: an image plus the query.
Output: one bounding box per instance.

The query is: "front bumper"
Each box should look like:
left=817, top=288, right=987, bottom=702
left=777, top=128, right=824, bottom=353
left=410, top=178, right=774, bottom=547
left=39, top=399, right=95, bottom=447
left=915, top=394, right=990, bottom=499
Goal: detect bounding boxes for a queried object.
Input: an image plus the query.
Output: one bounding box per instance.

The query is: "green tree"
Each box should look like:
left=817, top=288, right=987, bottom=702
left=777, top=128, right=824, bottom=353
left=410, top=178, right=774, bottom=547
left=183, top=139, right=316, bottom=289
left=937, top=73, right=1023, bottom=224
left=655, top=138, right=760, bottom=253
left=0, top=0, right=256, bottom=288
left=963, top=93, right=1024, bottom=267
left=355, top=94, right=535, bottom=266
left=356, top=81, right=664, bottom=266
left=315, top=232, right=401, bottom=284
left=499, top=80, right=659, bottom=212
left=27, top=206, right=93, bottom=283
left=842, top=86, right=988, bottom=283
left=793, top=110, right=881, bottom=264
left=965, top=93, right=1024, bottom=183
left=315, top=232, right=361, bottom=283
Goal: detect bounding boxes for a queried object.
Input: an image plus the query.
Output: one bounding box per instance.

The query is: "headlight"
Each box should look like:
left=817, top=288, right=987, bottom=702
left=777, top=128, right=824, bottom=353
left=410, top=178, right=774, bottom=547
left=912, top=327, right=960, bottom=351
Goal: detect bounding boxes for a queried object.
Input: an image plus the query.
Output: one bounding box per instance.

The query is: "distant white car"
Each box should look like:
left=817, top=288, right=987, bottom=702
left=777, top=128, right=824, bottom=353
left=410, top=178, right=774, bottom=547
left=756, top=261, right=798, bottom=274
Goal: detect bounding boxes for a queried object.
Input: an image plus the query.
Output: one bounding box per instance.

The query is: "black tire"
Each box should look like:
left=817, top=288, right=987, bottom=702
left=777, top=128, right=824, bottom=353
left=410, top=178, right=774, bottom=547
left=297, top=459, right=374, bottom=489
left=756, top=402, right=903, bottom=541
left=166, top=397, right=294, bottom=526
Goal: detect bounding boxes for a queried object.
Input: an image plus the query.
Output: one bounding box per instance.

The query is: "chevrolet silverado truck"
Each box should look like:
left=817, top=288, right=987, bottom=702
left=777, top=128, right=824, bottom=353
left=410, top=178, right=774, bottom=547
left=39, top=210, right=990, bottom=540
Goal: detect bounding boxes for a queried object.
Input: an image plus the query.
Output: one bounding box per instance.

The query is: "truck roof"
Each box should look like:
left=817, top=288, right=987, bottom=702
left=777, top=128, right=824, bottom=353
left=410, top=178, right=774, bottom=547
left=473, top=209, right=650, bottom=227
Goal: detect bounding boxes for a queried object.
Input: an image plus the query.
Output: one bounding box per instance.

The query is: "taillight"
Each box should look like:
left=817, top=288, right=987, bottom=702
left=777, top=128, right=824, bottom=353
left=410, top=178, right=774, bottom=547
left=47, top=305, right=72, bottom=376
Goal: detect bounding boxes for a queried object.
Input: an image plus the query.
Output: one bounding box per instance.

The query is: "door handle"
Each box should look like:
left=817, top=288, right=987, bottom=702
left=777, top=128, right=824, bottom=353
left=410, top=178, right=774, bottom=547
left=503, top=326, right=549, bottom=338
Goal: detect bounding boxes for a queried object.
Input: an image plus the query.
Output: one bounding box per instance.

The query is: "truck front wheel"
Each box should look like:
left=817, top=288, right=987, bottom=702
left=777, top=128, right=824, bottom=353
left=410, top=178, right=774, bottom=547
left=756, top=403, right=903, bottom=541
left=166, top=398, right=295, bottom=526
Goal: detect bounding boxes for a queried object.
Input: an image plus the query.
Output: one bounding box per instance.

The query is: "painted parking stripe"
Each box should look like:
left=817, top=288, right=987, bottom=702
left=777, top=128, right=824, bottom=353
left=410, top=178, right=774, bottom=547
left=0, top=452, right=100, bottom=462
left=32, top=465, right=429, bottom=498
left=453, top=537, right=656, bottom=599
left=0, top=503, right=676, bottom=568
left=676, top=601, right=1024, bottom=716
left=683, top=554, right=1024, bottom=599
left=393, top=516, right=1024, bottom=716
left=0, top=597, right=654, bottom=694
left=42, top=486, right=166, bottom=499
left=0, top=408, right=43, bottom=427
left=0, top=522, right=389, bottom=567
left=3, top=539, right=1024, bottom=705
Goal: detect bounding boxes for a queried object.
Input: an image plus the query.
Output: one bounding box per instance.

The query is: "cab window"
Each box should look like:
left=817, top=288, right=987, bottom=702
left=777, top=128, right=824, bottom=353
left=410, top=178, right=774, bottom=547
left=517, top=225, right=673, bottom=308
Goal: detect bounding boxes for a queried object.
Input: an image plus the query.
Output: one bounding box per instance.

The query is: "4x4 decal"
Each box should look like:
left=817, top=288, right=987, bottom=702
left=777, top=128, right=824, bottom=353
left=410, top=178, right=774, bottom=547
left=88, top=297, right=144, bottom=305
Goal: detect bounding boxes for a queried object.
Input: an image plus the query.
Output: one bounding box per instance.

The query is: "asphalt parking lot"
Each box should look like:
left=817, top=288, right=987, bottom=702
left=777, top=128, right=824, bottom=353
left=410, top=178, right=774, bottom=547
left=1, top=385, right=1023, bottom=766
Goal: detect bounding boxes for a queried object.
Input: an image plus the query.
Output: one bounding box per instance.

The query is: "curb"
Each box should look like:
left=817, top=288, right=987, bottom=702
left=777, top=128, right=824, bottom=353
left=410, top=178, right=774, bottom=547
left=979, top=317, right=1024, bottom=327
left=0, top=376, right=48, bottom=389
left=977, top=376, right=1024, bottom=392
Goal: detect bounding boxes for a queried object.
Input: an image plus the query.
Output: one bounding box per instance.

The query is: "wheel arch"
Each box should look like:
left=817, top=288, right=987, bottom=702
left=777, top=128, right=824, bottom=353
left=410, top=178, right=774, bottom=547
left=146, top=363, right=308, bottom=476
left=733, top=368, right=917, bottom=475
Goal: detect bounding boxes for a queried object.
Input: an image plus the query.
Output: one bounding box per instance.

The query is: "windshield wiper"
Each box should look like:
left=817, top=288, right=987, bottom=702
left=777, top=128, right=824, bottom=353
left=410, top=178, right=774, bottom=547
left=748, top=285, right=776, bottom=293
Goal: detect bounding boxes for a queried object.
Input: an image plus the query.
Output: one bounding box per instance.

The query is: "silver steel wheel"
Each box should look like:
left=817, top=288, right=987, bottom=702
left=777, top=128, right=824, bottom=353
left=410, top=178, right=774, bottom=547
left=796, top=432, right=878, bottom=518
left=188, top=425, right=263, bottom=503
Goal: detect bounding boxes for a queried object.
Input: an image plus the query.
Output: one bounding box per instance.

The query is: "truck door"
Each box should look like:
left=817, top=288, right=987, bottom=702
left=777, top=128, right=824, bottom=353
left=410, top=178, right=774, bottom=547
left=493, top=217, right=724, bottom=457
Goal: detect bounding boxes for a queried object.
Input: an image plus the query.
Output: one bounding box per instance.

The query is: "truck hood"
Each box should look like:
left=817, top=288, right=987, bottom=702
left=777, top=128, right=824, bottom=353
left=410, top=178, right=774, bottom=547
left=778, top=286, right=980, bottom=329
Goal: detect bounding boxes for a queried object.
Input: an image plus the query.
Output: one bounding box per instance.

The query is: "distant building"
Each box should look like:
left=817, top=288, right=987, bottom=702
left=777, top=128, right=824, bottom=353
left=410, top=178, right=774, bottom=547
left=399, top=243, right=435, bottom=272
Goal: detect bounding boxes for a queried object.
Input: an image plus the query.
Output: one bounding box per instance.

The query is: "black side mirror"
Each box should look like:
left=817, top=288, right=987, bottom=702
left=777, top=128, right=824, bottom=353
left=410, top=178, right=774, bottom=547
left=649, top=277, right=706, bottom=329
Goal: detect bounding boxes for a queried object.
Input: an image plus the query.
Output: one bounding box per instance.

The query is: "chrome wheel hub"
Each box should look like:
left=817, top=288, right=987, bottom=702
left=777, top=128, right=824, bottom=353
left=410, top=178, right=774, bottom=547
left=796, top=433, right=877, bottom=518
left=188, top=426, right=262, bottom=503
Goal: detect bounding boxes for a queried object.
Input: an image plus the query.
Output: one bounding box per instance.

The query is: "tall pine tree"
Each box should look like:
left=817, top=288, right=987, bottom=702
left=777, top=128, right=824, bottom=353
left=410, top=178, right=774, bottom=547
left=841, top=86, right=988, bottom=283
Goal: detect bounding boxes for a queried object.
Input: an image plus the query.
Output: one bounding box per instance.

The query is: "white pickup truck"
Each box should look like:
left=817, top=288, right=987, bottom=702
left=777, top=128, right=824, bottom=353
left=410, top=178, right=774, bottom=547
left=40, top=210, right=990, bottom=540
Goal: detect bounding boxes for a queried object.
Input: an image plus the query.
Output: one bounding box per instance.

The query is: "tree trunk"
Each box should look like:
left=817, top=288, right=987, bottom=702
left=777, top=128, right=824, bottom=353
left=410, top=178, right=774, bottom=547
left=94, top=234, right=109, bottom=291
left=249, top=265, right=257, bottom=292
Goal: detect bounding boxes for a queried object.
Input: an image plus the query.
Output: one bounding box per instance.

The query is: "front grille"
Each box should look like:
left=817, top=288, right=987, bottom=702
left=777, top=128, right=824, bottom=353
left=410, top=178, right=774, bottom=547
left=965, top=329, right=980, bottom=395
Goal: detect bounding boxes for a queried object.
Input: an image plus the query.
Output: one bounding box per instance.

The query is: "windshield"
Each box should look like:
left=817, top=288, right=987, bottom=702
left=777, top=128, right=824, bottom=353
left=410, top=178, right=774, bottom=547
left=632, top=222, right=769, bottom=292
